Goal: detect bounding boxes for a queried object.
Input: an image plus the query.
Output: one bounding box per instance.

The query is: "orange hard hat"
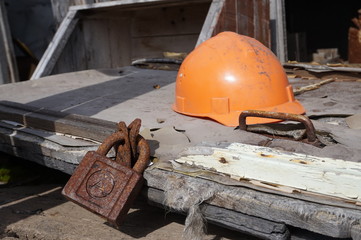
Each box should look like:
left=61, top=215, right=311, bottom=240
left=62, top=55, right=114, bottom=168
left=172, top=32, right=305, bottom=126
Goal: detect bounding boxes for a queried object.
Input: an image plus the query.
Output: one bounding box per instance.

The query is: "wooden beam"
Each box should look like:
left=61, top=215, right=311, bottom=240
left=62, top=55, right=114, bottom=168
left=0, top=121, right=91, bottom=174
left=196, top=0, right=225, bottom=45
left=269, top=0, right=287, bottom=62
left=30, top=10, right=79, bottom=80
left=175, top=143, right=361, bottom=203
left=0, top=1, right=19, bottom=84
left=0, top=101, right=117, bottom=142
left=69, top=0, right=188, bottom=11
left=145, top=166, right=361, bottom=238
left=146, top=187, right=290, bottom=240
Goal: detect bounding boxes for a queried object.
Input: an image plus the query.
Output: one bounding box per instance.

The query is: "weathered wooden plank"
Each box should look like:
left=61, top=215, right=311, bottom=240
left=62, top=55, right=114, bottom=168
left=213, top=0, right=237, bottom=33
left=146, top=187, right=290, bottom=240
left=82, top=18, right=112, bottom=70
left=0, top=122, right=91, bottom=174
left=108, top=17, right=132, bottom=68
left=31, top=10, right=79, bottom=80
left=0, top=101, right=117, bottom=142
left=70, top=0, right=190, bottom=11
left=144, top=166, right=361, bottom=238
left=253, top=0, right=270, bottom=47
left=52, top=17, right=87, bottom=74
left=351, top=224, right=361, bottom=240
left=51, top=0, right=73, bottom=27
left=236, top=0, right=252, bottom=36
left=0, top=1, right=19, bottom=84
left=131, top=35, right=200, bottom=59
left=269, top=0, right=287, bottom=62
left=197, top=0, right=225, bottom=45
left=211, top=0, right=270, bottom=48
left=175, top=143, right=361, bottom=203
left=131, top=2, right=210, bottom=38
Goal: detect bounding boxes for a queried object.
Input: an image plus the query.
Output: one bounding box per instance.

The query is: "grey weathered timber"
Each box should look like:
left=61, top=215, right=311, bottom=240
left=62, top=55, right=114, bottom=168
left=30, top=10, right=79, bottom=79
left=145, top=166, right=361, bottom=239
left=0, top=1, right=19, bottom=84
left=0, top=101, right=117, bottom=142
left=196, top=0, right=225, bottom=45
left=146, top=187, right=290, bottom=240
left=33, top=0, right=276, bottom=79
left=269, top=0, right=287, bottom=62
left=0, top=121, right=95, bottom=174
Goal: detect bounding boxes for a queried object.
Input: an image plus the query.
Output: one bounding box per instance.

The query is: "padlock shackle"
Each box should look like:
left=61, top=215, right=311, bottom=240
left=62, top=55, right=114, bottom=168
left=132, top=136, right=150, bottom=174
left=96, top=120, right=150, bottom=174
left=115, top=122, right=132, bottom=168
left=97, top=131, right=127, bottom=156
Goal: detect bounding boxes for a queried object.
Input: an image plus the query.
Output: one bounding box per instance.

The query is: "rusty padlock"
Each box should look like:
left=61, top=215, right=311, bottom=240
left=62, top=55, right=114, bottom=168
left=62, top=129, right=150, bottom=227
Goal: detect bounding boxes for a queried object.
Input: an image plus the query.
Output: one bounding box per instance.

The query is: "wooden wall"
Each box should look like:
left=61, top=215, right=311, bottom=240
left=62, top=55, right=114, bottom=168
left=53, top=1, right=211, bottom=75
left=51, top=0, right=119, bottom=26
left=213, top=0, right=270, bottom=48
left=37, top=0, right=272, bottom=78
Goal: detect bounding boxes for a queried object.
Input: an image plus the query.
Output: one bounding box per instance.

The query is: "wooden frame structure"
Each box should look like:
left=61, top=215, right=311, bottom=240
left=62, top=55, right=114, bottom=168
left=31, top=0, right=271, bottom=79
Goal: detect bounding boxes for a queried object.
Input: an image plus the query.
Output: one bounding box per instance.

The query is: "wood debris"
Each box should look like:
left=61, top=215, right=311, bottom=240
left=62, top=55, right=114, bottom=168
left=293, top=78, right=335, bottom=95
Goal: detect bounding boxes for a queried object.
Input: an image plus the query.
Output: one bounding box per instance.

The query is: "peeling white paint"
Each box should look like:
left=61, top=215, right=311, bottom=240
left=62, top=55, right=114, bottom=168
left=175, top=143, right=361, bottom=202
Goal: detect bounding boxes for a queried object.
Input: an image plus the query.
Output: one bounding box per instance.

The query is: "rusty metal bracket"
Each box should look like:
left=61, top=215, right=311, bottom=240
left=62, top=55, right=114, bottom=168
left=239, top=110, right=317, bottom=143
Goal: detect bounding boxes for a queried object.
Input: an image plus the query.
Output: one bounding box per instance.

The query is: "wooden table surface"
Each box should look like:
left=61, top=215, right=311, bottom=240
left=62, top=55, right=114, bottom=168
left=1, top=66, right=361, bottom=239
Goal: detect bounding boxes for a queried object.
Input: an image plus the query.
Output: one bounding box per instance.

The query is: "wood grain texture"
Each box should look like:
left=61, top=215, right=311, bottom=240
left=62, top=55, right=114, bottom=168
left=0, top=122, right=90, bottom=174
left=213, top=0, right=270, bottom=48
left=175, top=143, right=361, bottom=203
left=31, top=10, right=79, bottom=79
left=38, top=0, right=212, bottom=77
left=146, top=187, right=290, bottom=240
left=144, top=166, right=361, bottom=238
left=0, top=1, right=19, bottom=84
left=196, top=0, right=225, bottom=45
left=0, top=101, right=117, bottom=142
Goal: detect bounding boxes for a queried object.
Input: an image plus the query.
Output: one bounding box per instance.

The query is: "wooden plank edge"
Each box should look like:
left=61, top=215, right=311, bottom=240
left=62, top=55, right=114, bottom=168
left=144, top=166, right=361, bottom=238
left=144, top=187, right=290, bottom=240
left=155, top=161, right=361, bottom=211
left=197, top=0, right=225, bottom=46
left=69, top=0, right=208, bottom=11
left=0, top=123, right=90, bottom=174
left=0, top=1, right=19, bottom=83
left=0, top=101, right=117, bottom=142
left=175, top=143, right=361, bottom=203
left=31, top=10, right=79, bottom=80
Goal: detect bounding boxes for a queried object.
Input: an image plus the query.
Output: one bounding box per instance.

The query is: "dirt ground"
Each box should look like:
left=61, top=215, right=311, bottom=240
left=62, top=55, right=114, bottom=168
left=0, top=154, right=259, bottom=240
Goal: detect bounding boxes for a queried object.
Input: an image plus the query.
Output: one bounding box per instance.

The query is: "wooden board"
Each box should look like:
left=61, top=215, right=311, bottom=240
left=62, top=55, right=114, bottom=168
left=213, top=0, right=270, bottom=47
left=145, top=165, right=361, bottom=239
left=146, top=187, right=290, bottom=240
left=175, top=143, right=361, bottom=203
left=2, top=68, right=361, bottom=239
left=0, top=1, right=19, bottom=84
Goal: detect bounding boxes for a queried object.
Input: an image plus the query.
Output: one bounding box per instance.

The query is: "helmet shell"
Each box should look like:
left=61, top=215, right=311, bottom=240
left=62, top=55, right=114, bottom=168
left=173, top=32, right=305, bottom=126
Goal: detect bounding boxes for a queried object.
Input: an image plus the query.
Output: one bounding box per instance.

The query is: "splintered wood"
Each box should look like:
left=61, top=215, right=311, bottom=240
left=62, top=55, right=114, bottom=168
left=175, top=143, right=361, bottom=203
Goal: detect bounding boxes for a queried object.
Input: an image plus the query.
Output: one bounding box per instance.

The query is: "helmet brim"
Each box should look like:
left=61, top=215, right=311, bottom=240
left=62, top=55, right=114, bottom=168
left=209, top=100, right=306, bottom=127
left=173, top=100, right=306, bottom=127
